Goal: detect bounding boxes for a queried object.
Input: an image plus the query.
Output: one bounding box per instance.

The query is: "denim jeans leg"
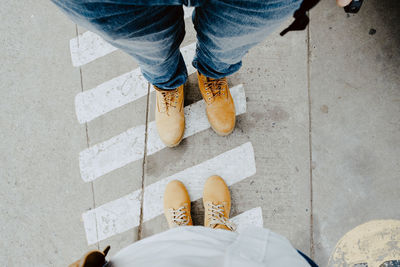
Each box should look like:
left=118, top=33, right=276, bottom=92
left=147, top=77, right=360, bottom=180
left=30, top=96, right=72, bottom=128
left=51, top=1, right=188, bottom=89
left=192, top=0, right=303, bottom=78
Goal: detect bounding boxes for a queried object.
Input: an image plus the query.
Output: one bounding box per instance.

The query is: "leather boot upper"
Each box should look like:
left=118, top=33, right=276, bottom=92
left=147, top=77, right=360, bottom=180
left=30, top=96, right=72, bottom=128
left=164, top=180, right=193, bottom=228
left=155, top=85, right=185, bottom=147
left=197, top=72, right=235, bottom=136
left=203, top=175, right=236, bottom=231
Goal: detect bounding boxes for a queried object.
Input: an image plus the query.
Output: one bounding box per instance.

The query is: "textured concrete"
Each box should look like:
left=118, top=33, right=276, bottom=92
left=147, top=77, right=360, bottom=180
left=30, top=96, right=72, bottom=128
left=1, top=0, right=399, bottom=266
left=0, top=1, right=95, bottom=265
left=141, top=18, right=311, bottom=253
left=78, top=23, right=146, bottom=256
left=309, top=0, right=400, bottom=265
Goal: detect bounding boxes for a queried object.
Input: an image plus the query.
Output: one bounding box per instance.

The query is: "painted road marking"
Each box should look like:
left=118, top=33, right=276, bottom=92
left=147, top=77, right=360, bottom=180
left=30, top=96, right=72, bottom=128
left=79, top=84, right=246, bottom=182
left=75, top=43, right=196, bottom=124
left=83, top=142, right=256, bottom=244
left=70, top=31, right=117, bottom=67
left=231, top=207, right=264, bottom=233
left=70, top=7, right=194, bottom=67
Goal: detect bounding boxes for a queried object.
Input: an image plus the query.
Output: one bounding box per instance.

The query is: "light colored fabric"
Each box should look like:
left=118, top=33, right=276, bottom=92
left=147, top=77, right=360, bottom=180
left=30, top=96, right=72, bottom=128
left=108, top=226, right=310, bottom=267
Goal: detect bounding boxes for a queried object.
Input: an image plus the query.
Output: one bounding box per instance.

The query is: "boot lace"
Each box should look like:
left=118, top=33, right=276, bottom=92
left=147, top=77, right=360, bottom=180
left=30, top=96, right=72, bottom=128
left=168, top=206, right=190, bottom=227
left=206, top=203, right=236, bottom=231
left=203, top=77, right=228, bottom=102
left=159, top=89, right=180, bottom=114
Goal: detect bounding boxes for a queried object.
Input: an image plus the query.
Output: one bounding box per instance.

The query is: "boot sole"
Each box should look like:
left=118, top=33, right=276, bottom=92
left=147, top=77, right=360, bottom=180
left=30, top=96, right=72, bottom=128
left=163, top=124, right=185, bottom=148
left=165, top=137, right=183, bottom=148
left=209, top=117, right=236, bottom=137
left=211, top=124, right=235, bottom=137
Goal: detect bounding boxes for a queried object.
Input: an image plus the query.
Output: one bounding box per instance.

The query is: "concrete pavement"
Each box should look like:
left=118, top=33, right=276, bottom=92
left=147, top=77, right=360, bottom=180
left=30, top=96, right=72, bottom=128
left=1, top=0, right=399, bottom=266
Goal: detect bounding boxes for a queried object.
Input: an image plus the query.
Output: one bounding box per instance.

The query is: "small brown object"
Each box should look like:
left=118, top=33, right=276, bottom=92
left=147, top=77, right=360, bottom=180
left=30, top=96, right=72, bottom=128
left=69, top=246, right=110, bottom=267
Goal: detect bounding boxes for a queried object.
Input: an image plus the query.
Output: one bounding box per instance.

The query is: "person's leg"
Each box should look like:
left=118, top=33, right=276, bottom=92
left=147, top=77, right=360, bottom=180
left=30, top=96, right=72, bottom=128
left=192, top=0, right=302, bottom=78
left=52, top=0, right=188, bottom=146
left=192, top=0, right=302, bottom=137
left=51, top=0, right=187, bottom=89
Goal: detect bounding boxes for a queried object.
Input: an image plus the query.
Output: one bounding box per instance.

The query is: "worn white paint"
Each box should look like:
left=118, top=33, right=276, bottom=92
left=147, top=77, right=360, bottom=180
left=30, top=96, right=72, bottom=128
left=70, top=8, right=194, bottom=67
left=70, top=31, right=117, bottom=67
left=75, top=43, right=196, bottom=124
left=83, top=142, right=256, bottom=244
left=79, top=124, right=146, bottom=182
left=231, top=207, right=264, bottom=233
left=79, top=84, right=246, bottom=182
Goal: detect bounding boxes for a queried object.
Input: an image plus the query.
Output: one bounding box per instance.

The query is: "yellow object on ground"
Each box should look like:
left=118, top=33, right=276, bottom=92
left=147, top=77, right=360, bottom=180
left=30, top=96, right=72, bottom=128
left=329, top=220, right=400, bottom=267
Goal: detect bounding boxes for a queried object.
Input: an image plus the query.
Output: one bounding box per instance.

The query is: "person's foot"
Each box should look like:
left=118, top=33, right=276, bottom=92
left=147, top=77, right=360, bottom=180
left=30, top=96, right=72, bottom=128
left=203, top=175, right=236, bottom=231
left=197, top=72, right=235, bottom=136
left=164, top=180, right=193, bottom=228
left=155, top=85, right=185, bottom=147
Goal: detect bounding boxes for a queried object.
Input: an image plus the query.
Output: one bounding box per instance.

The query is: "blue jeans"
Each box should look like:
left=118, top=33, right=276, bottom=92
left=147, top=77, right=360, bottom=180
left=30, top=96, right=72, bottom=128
left=52, top=0, right=302, bottom=89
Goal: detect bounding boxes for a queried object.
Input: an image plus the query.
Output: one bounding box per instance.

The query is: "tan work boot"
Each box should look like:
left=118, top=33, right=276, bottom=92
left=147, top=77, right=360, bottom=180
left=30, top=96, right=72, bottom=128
left=197, top=72, right=236, bottom=136
left=203, top=175, right=236, bottom=231
left=164, top=180, right=193, bottom=228
left=155, top=84, right=185, bottom=147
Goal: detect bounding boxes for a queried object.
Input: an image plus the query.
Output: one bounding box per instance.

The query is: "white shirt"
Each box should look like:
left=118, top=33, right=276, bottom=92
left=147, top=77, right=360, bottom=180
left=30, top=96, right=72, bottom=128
left=108, top=226, right=310, bottom=267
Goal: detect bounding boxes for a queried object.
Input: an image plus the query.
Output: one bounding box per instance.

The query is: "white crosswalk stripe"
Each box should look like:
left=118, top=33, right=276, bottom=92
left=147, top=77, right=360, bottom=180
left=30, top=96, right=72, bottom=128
left=70, top=31, right=117, bottom=67
left=70, top=7, right=194, bottom=67
left=231, top=207, right=264, bottom=233
left=83, top=142, right=256, bottom=245
left=75, top=43, right=196, bottom=124
left=72, top=6, right=261, bottom=247
left=79, top=84, right=246, bottom=182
